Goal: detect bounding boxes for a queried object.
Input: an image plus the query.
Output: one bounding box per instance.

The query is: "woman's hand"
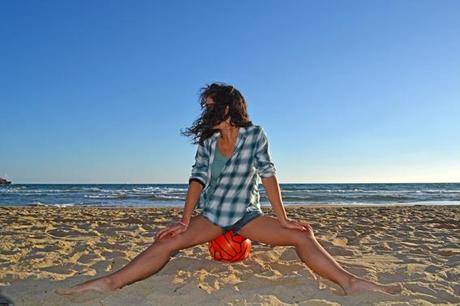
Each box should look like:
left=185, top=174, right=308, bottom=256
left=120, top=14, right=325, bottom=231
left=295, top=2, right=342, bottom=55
left=155, top=222, right=188, bottom=240
left=279, top=217, right=310, bottom=232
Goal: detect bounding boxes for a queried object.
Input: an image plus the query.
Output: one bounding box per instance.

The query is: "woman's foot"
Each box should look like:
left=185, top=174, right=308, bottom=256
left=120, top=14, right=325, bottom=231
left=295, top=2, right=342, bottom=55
left=56, top=276, right=119, bottom=295
left=343, top=276, right=402, bottom=296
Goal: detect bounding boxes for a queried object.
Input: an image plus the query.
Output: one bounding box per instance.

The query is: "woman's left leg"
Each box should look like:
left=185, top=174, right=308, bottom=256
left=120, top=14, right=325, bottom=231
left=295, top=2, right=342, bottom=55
left=238, top=215, right=402, bottom=295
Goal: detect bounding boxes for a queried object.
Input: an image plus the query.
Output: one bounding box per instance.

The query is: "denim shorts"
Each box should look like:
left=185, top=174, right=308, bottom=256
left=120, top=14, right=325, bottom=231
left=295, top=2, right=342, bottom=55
left=221, top=210, right=264, bottom=236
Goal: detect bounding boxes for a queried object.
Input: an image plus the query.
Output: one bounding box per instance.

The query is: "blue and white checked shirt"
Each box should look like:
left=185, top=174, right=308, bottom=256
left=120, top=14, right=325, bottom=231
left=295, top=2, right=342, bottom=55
left=189, top=124, right=277, bottom=227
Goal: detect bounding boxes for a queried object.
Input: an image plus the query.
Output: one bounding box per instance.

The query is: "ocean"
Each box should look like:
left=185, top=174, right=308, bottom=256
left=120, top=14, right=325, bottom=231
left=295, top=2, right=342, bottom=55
left=0, top=183, right=459, bottom=208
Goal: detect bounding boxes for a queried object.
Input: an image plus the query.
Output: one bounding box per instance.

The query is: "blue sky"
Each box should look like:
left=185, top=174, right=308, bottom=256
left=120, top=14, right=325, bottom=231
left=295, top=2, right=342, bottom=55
left=1, top=0, right=459, bottom=184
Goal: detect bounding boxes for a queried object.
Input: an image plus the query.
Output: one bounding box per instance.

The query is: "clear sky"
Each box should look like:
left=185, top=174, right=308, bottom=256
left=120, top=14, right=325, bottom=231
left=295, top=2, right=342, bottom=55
left=1, top=1, right=459, bottom=184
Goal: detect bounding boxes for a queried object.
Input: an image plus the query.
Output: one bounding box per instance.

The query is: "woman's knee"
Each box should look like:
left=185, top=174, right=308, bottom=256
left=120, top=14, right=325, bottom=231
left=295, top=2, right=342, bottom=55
left=152, top=238, right=182, bottom=255
left=293, top=224, right=315, bottom=245
left=304, top=224, right=314, bottom=237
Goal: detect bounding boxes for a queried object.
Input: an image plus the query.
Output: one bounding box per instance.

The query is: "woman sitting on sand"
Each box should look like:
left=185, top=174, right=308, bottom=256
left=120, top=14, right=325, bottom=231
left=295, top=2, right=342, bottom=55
left=58, top=82, right=401, bottom=296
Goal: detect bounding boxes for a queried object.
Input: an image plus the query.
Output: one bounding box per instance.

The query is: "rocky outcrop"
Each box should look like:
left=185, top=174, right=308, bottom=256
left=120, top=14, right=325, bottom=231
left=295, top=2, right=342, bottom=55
left=0, top=177, right=11, bottom=184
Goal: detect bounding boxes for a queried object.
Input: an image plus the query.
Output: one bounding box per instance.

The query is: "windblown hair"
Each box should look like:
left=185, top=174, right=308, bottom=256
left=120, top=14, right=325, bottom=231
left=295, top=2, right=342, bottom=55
left=181, top=82, right=253, bottom=145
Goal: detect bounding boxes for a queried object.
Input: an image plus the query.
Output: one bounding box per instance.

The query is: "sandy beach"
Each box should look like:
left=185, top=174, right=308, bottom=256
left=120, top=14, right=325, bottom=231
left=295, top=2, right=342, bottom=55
left=0, top=205, right=459, bottom=305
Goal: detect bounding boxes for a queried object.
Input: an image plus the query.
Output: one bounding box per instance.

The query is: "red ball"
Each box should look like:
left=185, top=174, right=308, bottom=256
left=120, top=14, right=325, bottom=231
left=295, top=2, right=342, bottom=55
left=208, top=230, right=252, bottom=262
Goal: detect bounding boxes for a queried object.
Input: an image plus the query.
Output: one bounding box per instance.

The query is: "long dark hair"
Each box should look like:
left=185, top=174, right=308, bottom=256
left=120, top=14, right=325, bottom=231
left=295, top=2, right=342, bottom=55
left=181, top=82, right=253, bottom=145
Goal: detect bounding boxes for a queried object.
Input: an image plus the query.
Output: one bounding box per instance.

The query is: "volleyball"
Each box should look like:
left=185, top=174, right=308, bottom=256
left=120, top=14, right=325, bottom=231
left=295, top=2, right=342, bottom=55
left=208, top=230, right=252, bottom=262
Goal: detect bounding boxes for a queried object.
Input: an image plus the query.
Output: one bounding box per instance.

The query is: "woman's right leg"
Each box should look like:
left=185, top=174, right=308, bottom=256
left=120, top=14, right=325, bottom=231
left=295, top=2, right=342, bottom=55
left=238, top=215, right=402, bottom=295
left=57, top=215, right=224, bottom=294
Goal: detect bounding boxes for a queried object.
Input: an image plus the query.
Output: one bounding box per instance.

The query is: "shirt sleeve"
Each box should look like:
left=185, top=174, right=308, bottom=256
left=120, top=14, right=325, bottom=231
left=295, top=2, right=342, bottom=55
left=189, top=141, right=209, bottom=188
left=255, top=127, right=276, bottom=178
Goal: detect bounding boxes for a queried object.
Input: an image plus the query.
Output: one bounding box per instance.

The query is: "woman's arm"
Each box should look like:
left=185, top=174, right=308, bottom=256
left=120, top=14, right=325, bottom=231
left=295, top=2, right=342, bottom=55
left=254, top=127, right=286, bottom=220
left=254, top=127, right=277, bottom=178
left=181, top=141, right=210, bottom=225
left=262, top=175, right=307, bottom=232
left=181, top=180, right=204, bottom=225
left=255, top=127, right=307, bottom=231
left=261, top=175, right=287, bottom=222
left=188, top=141, right=209, bottom=188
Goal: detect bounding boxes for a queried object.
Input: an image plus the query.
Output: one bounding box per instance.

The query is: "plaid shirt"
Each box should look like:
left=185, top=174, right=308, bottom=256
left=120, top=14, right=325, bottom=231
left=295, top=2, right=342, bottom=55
left=189, top=124, right=277, bottom=227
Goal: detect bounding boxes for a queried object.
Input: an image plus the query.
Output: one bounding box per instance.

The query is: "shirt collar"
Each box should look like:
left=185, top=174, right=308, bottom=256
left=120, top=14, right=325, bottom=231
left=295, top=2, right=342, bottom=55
left=209, top=126, right=250, bottom=158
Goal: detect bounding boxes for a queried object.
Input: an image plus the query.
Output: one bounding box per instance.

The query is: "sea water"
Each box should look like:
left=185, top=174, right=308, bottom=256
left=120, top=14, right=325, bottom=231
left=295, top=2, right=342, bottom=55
left=1, top=183, right=459, bottom=208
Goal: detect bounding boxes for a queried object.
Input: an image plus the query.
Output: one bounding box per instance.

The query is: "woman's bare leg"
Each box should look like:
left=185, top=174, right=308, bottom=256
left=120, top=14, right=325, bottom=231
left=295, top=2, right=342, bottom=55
left=238, top=215, right=402, bottom=295
left=57, top=215, right=224, bottom=295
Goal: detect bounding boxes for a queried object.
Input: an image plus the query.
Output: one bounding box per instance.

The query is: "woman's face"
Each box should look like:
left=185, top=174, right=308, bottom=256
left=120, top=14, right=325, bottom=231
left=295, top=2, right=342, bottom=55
left=205, top=96, right=216, bottom=108
left=205, top=96, right=230, bottom=129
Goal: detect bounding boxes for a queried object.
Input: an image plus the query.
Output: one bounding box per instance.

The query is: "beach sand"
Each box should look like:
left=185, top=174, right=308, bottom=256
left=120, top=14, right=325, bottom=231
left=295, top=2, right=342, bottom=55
left=0, top=205, right=459, bottom=305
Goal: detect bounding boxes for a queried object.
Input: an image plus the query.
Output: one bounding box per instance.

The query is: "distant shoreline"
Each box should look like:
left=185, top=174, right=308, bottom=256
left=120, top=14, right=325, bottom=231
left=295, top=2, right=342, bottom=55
left=1, top=203, right=460, bottom=209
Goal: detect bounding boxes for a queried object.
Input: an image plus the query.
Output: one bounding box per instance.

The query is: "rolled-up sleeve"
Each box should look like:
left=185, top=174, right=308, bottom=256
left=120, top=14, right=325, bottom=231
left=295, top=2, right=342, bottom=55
left=255, top=127, right=276, bottom=178
left=189, top=141, right=209, bottom=188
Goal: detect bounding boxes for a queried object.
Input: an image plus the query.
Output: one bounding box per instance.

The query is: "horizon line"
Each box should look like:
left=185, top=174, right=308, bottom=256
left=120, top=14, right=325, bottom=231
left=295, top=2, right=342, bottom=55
left=5, top=181, right=460, bottom=185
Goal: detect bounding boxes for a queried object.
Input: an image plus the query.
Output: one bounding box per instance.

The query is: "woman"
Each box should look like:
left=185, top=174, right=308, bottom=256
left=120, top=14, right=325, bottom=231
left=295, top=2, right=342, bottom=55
left=58, top=82, right=402, bottom=296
